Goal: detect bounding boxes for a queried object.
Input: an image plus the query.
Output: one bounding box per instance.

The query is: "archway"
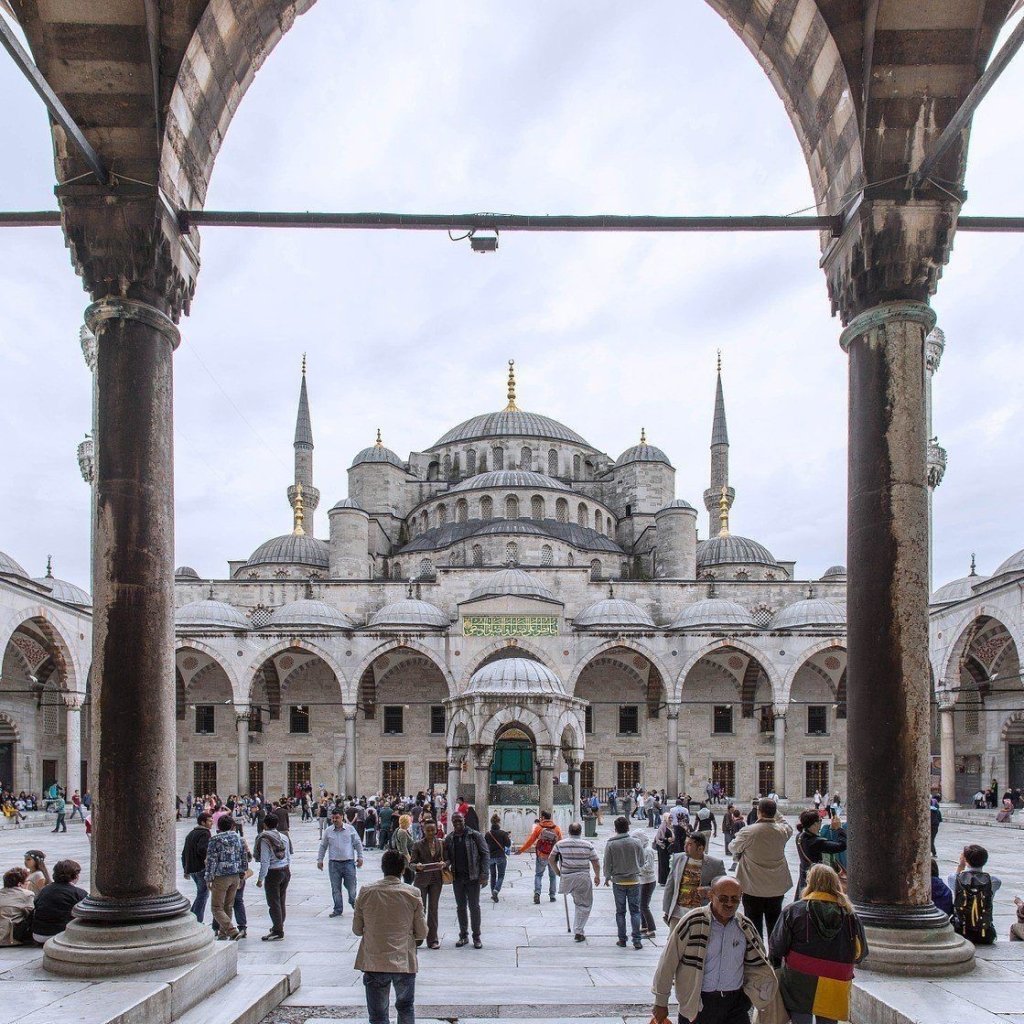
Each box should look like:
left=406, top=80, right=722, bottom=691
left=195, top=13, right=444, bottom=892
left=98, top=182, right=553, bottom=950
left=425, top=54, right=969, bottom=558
left=175, top=646, right=236, bottom=799
left=491, top=725, right=536, bottom=786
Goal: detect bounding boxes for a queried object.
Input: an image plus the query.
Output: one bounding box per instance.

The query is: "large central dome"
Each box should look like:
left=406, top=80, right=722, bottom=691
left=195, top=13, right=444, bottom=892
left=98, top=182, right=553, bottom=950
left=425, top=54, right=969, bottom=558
left=432, top=410, right=589, bottom=449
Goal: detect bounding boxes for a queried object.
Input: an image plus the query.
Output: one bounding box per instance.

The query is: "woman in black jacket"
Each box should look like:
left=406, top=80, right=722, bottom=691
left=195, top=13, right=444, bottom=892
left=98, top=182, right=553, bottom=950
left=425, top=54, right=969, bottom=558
left=32, top=859, right=86, bottom=943
left=485, top=815, right=511, bottom=902
left=795, top=809, right=847, bottom=895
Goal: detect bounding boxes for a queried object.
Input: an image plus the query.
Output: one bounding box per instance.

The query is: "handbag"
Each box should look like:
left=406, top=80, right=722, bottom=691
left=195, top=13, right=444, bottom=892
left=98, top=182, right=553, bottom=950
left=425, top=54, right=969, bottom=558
left=441, top=867, right=454, bottom=885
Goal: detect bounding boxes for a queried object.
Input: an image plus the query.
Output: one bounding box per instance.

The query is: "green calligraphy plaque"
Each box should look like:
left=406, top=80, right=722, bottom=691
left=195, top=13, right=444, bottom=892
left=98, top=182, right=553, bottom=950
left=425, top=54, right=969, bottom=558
left=463, top=615, right=559, bottom=638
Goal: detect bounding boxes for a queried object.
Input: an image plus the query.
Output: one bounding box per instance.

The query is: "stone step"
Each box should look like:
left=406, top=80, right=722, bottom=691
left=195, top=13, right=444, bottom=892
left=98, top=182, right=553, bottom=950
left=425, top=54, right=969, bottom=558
left=173, top=967, right=299, bottom=1024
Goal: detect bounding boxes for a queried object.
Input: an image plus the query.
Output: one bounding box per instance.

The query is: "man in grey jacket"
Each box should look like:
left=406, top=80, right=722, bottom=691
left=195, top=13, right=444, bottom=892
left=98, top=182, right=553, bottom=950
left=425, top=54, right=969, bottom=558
left=726, top=797, right=793, bottom=939
left=662, top=832, right=726, bottom=923
left=603, top=816, right=646, bottom=949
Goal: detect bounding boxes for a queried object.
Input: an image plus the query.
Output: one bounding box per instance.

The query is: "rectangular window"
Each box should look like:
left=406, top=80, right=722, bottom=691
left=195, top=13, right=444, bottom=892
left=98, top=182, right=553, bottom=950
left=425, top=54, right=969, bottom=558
left=287, top=761, right=310, bottom=795
left=759, top=706, right=775, bottom=734
left=248, top=707, right=263, bottom=733
left=248, top=761, right=264, bottom=797
left=618, top=705, right=639, bottom=735
left=758, top=761, right=775, bottom=796
left=713, top=705, right=733, bottom=735
left=383, top=705, right=404, bottom=735
left=711, top=760, right=736, bottom=797
left=193, top=761, right=217, bottom=796
left=289, top=705, right=310, bottom=734
left=807, top=705, right=829, bottom=736
left=428, top=761, right=447, bottom=787
left=580, top=761, right=595, bottom=791
left=383, top=761, right=406, bottom=794
left=584, top=705, right=594, bottom=735
left=42, top=759, right=58, bottom=789
left=805, top=761, right=830, bottom=798
left=616, top=760, right=641, bottom=791
left=430, top=705, right=446, bottom=735
left=194, top=705, right=215, bottom=735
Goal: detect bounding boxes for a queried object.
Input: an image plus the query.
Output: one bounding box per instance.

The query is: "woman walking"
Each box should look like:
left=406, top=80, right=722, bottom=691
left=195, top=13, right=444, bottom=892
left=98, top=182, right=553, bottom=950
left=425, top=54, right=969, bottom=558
left=410, top=819, right=446, bottom=949
left=769, top=863, right=867, bottom=1024
left=392, top=814, right=416, bottom=884
left=795, top=809, right=847, bottom=895
left=636, top=831, right=658, bottom=939
left=485, top=815, right=511, bottom=902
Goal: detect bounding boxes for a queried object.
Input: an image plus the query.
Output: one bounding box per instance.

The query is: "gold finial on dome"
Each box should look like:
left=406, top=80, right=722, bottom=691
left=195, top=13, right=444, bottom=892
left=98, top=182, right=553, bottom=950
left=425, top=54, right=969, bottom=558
left=640, top=427, right=647, bottom=445
left=719, top=485, right=730, bottom=538
left=375, top=428, right=383, bottom=447
left=505, top=360, right=518, bottom=411
left=293, top=483, right=306, bottom=536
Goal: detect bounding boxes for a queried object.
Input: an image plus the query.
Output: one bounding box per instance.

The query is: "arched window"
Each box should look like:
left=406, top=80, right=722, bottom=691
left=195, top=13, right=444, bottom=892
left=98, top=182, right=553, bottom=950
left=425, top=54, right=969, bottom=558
left=391, top=561, right=402, bottom=579
left=478, top=451, right=488, bottom=472
left=480, top=496, right=493, bottom=520
left=451, top=453, right=461, bottom=478
left=456, top=499, right=468, bottom=523
left=607, top=515, right=613, bottom=536
left=448, top=550, right=460, bottom=566
left=420, top=511, right=429, bottom=533
left=531, top=495, right=544, bottom=520
left=493, top=446, right=504, bottom=470
left=520, top=446, right=532, bottom=470
left=572, top=454, right=581, bottom=478
left=577, top=502, right=588, bottom=527
left=567, top=552, right=575, bottom=567
left=419, top=558, right=434, bottom=578
left=442, top=454, right=452, bottom=479
left=590, top=559, right=602, bottom=580
left=556, top=498, right=569, bottom=523
left=427, top=461, right=439, bottom=481
left=466, top=449, right=477, bottom=475
left=436, top=504, right=448, bottom=527
left=472, top=544, right=483, bottom=567
left=548, top=448, right=558, bottom=476
left=505, top=541, right=519, bottom=565
left=541, top=544, right=553, bottom=566
left=505, top=495, right=519, bottom=519
left=594, top=509, right=602, bottom=531
left=584, top=459, right=594, bottom=480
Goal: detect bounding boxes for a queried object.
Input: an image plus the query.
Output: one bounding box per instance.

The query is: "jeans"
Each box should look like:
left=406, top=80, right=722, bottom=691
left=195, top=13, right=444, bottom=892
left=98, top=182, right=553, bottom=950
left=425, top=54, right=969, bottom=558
left=533, top=856, right=556, bottom=896
left=190, top=871, right=209, bottom=922
left=679, top=989, right=750, bottom=1024
left=741, top=893, right=784, bottom=941
left=264, top=866, right=290, bottom=936
left=490, top=856, right=507, bottom=894
left=328, top=859, right=358, bottom=913
left=613, top=882, right=642, bottom=944
left=639, top=880, right=656, bottom=933
left=452, top=878, right=482, bottom=939
left=69, top=805, right=84, bottom=821
left=52, top=813, right=67, bottom=832
left=363, top=970, right=416, bottom=1024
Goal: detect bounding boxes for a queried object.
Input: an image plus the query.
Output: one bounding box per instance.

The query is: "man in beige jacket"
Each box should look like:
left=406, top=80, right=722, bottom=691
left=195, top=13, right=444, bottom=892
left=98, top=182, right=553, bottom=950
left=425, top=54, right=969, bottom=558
left=726, top=797, right=793, bottom=940
left=353, top=849, right=428, bottom=1024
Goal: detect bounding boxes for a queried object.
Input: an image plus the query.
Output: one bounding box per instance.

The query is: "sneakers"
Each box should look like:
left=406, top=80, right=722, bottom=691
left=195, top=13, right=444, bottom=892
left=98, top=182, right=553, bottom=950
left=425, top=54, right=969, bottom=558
left=616, top=939, right=627, bottom=947
left=633, top=940, right=644, bottom=950
left=329, top=911, right=343, bottom=918
left=574, top=934, right=586, bottom=942
left=262, top=932, right=284, bottom=942
left=491, top=891, right=499, bottom=903
left=455, top=937, right=469, bottom=947
left=473, top=939, right=483, bottom=949
left=533, top=892, right=540, bottom=905
left=549, top=894, right=556, bottom=902
left=237, top=928, right=247, bottom=939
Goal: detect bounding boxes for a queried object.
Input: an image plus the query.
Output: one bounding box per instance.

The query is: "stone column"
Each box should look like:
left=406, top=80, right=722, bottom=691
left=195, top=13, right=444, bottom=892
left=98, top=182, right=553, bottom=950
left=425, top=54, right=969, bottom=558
left=840, top=301, right=972, bottom=974
left=570, top=759, right=581, bottom=823
left=537, top=761, right=554, bottom=815
left=666, top=708, right=679, bottom=799
left=447, top=758, right=462, bottom=809
left=772, top=710, right=786, bottom=798
left=236, top=710, right=251, bottom=796
left=940, top=703, right=957, bottom=804
left=344, top=713, right=357, bottom=798
left=474, top=758, right=491, bottom=829
left=44, top=298, right=212, bottom=977
left=65, top=699, right=82, bottom=799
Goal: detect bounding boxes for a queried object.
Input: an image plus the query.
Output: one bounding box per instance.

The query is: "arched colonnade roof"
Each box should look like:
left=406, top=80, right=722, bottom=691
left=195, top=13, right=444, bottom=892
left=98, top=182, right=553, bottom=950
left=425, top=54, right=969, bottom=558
left=933, top=608, right=1024, bottom=699
left=0, top=602, right=89, bottom=697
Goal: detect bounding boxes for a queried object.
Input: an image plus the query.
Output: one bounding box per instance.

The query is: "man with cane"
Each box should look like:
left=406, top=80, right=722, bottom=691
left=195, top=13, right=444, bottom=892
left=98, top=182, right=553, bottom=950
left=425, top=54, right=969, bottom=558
left=552, top=822, right=601, bottom=943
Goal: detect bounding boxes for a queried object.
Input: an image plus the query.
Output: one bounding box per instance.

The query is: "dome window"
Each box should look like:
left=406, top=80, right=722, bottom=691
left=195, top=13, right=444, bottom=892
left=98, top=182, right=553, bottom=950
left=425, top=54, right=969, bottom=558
left=472, top=544, right=483, bottom=567
left=493, top=446, right=504, bottom=470
left=577, top=503, right=588, bottom=527
left=556, top=498, right=569, bottom=523
left=548, top=449, right=558, bottom=476
left=505, top=542, right=519, bottom=565
left=466, top=449, right=477, bottom=475
left=541, top=544, right=553, bottom=566
left=480, top=496, right=493, bottom=520
left=531, top=495, right=544, bottom=520
left=456, top=499, right=468, bottom=523
left=590, top=559, right=602, bottom=580
left=505, top=495, right=519, bottom=520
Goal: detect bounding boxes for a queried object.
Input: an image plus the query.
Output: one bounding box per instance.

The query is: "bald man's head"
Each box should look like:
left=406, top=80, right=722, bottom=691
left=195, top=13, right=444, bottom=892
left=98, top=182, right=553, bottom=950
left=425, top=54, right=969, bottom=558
left=708, top=876, right=742, bottom=923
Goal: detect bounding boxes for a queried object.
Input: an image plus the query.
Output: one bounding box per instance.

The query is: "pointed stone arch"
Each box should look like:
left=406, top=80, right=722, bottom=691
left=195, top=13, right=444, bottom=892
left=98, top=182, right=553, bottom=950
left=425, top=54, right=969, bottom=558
left=445, top=707, right=476, bottom=752
left=351, top=640, right=456, bottom=702
left=0, top=606, right=82, bottom=694
left=175, top=639, right=243, bottom=700
left=781, top=639, right=848, bottom=704
left=676, top=637, right=783, bottom=704
left=245, top=638, right=349, bottom=706
left=566, top=638, right=673, bottom=703
left=478, top=705, right=554, bottom=750
left=940, top=611, right=1023, bottom=695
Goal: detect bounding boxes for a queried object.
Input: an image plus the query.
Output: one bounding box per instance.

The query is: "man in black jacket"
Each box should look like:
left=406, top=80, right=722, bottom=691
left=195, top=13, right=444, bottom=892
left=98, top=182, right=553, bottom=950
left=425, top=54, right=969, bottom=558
left=443, top=812, right=489, bottom=949
left=181, top=812, right=213, bottom=922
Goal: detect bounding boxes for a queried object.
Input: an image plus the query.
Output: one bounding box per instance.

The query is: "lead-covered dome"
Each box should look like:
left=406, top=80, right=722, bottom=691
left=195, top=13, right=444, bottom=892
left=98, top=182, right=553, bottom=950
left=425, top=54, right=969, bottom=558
left=34, top=576, right=90, bottom=605
left=821, top=565, right=847, bottom=581
left=351, top=442, right=404, bottom=469
left=246, top=534, right=329, bottom=569
left=771, top=599, right=845, bottom=630
left=176, top=599, right=249, bottom=630
left=697, top=535, right=779, bottom=569
left=467, top=568, right=556, bottom=603
left=368, top=598, right=449, bottom=630
left=270, top=599, right=353, bottom=630
left=448, top=470, right=572, bottom=494
left=175, top=566, right=200, bottom=580
left=0, top=550, right=29, bottom=578
left=465, top=657, right=565, bottom=696
left=993, top=549, right=1024, bottom=578
left=616, top=442, right=672, bottom=468
left=433, top=410, right=588, bottom=448
left=575, top=598, right=655, bottom=629
left=670, top=598, right=754, bottom=630
left=932, top=572, right=989, bottom=604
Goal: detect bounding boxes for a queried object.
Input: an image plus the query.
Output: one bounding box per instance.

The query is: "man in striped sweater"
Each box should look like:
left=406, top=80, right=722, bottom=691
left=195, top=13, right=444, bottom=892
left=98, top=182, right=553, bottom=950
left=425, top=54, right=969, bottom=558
left=552, top=823, right=601, bottom=942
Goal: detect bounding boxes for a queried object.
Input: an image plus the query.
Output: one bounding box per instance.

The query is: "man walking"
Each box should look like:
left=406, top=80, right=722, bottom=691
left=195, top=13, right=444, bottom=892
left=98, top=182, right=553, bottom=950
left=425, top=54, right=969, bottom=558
left=443, top=812, right=489, bottom=949
left=552, top=822, right=600, bottom=942
left=353, top=849, right=427, bottom=1024
left=181, top=811, right=213, bottom=921
left=204, top=814, right=246, bottom=940
left=516, top=809, right=563, bottom=904
left=662, top=833, right=726, bottom=925
left=651, top=877, right=782, bottom=1024
left=255, top=811, right=291, bottom=941
left=727, top=797, right=793, bottom=940
left=603, top=816, right=646, bottom=950
left=51, top=792, right=67, bottom=833
left=68, top=791, right=85, bottom=822
left=318, top=809, right=364, bottom=918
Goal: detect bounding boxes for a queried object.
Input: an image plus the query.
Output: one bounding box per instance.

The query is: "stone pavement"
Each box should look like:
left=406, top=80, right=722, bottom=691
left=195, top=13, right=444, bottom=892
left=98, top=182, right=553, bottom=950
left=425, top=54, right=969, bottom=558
left=0, top=812, right=1021, bottom=1023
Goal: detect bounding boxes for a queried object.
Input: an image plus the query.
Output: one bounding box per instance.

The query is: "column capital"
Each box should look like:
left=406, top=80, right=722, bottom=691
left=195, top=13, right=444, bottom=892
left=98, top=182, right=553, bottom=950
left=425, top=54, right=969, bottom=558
left=86, top=298, right=181, bottom=350
left=839, top=301, right=936, bottom=353
left=772, top=705, right=788, bottom=721
left=937, top=693, right=958, bottom=712
left=234, top=707, right=252, bottom=725
left=63, top=694, right=84, bottom=711
left=665, top=705, right=680, bottom=721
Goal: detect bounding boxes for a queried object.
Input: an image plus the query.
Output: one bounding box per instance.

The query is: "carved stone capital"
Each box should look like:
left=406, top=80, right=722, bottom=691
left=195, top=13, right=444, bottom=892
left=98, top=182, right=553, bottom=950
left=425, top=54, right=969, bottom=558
left=926, top=328, right=946, bottom=373
left=927, top=439, right=948, bottom=489
left=80, top=325, right=97, bottom=371
left=76, top=434, right=94, bottom=485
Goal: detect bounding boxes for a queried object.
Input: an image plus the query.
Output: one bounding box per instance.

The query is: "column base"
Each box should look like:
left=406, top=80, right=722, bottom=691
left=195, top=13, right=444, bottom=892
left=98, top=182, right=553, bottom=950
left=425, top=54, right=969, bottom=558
left=43, top=909, right=214, bottom=978
left=855, top=903, right=975, bottom=977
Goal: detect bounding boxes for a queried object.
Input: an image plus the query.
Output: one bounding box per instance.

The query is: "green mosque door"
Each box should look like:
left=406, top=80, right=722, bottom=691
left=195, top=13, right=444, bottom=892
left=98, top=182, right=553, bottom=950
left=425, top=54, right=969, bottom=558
left=491, top=728, right=535, bottom=785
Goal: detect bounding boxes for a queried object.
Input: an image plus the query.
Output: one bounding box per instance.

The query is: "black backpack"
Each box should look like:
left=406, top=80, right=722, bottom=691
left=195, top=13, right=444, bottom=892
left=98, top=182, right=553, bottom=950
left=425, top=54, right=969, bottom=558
left=951, top=870, right=995, bottom=945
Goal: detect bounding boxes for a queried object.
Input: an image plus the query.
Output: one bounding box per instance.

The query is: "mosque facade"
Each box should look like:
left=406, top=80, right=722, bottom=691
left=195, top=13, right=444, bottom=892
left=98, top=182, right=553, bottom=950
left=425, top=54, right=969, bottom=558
left=2, top=333, right=1021, bottom=829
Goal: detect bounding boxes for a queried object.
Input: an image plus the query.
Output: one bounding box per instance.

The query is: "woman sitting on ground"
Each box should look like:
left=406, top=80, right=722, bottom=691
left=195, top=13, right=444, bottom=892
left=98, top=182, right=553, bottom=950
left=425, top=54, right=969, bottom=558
left=0, top=868, right=36, bottom=946
left=23, top=851, right=50, bottom=894
left=32, top=859, right=87, bottom=944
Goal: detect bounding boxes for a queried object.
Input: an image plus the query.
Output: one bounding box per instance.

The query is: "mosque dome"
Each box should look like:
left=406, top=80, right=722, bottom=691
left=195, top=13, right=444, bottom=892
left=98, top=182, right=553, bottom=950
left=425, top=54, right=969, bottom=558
left=246, top=534, right=329, bottom=569
left=175, top=566, right=201, bottom=580
left=575, top=598, right=655, bottom=629
left=270, top=599, right=352, bottom=630
left=176, top=599, right=249, bottom=630
left=670, top=598, right=754, bottom=630
left=330, top=498, right=365, bottom=511
left=615, top=437, right=672, bottom=468
left=932, top=572, right=989, bottom=604
left=0, top=550, right=29, bottom=578
left=433, top=411, right=588, bottom=449
left=368, top=598, right=449, bottom=630
left=821, top=565, right=847, bottom=581
left=448, top=470, right=572, bottom=494
left=465, top=657, right=566, bottom=696
left=771, top=599, right=846, bottom=630
left=350, top=433, right=404, bottom=470
left=474, top=520, right=550, bottom=539
left=34, top=575, right=90, bottom=605
left=468, top=568, right=556, bottom=603
left=660, top=499, right=696, bottom=511
left=697, top=535, right=779, bottom=569
left=993, top=548, right=1024, bottom=578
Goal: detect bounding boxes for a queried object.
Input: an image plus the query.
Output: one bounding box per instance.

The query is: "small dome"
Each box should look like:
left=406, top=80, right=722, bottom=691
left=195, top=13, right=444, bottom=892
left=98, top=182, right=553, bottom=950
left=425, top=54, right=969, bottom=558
left=932, top=573, right=989, bottom=604
left=270, top=599, right=352, bottom=630
left=0, top=550, right=29, bottom=578
left=697, top=535, right=779, bottom=569
left=670, top=598, right=754, bottom=630
left=368, top=598, right=449, bottom=630
left=575, top=598, right=655, bottom=629
left=176, top=599, right=249, bottom=630
left=351, top=443, right=404, bottom=469
left=466, top=657, right=565, bottom=696
left=246, top=534, right=329, bottom=569
left=771, top=599, right=846, bottom=630
left=659, top=499, right=696, bottom=512
left=448, top=470, right=572, bottom=494
left=175, top=566, right=200, bottom=579
left=34, top=576, right=90, bottom=605
left=433, top=410, right=588, bottom=448
left=330, top=498, right=365, bottom=512
left=468, top=568, right=556, bottom=603
left=821, top=565, right=847, bottom=580
left=993, top=549, right=1024, bottom=578
left=474, top=519, right=550, bottom=538
left=616, top=443, right=672, bottom=468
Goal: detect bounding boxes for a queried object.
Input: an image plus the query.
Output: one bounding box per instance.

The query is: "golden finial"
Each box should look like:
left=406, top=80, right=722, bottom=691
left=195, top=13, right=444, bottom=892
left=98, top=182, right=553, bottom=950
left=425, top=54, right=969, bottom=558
left=716, top=349, right=722, bottom=374
left=293, top=483, right=306, bottom=536
left=719, top=485, right=730, bottom=538
left=505, top=360, right=518, bottom=412
left=640, top=427, right=647, bottom=445
left=301, top=352, right=307, bottom=377
left=375, top=428, right=383, bottom=447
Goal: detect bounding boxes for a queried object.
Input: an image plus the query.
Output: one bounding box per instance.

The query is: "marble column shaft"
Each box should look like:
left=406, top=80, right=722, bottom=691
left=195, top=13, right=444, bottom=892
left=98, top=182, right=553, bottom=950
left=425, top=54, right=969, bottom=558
left=940, top=707, right=956, bottom=803
left=344, top=713, right=357, bottom=797
left=666, top=711, right=679, bottom=799
left=65, top=703, right=82, bottom=798
left=773, top=714, right=786, bottom=798
left=236, top=712, right=251, bottom=796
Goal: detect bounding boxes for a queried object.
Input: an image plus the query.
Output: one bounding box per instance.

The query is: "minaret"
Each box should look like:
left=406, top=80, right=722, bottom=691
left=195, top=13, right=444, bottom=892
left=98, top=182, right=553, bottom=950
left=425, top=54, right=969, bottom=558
left=703, top=352, right=735, bottom=538
left=288, top=354, right=320, bottom=536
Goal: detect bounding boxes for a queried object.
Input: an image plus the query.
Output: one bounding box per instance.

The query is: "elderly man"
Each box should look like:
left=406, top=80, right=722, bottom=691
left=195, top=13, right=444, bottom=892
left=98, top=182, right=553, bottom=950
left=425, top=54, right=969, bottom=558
left=652, top=877, right=783, bottom=1024
left=353, top=849, right=427, bottom=1024
left=318, top=808, right=365, bottom=917
left=663, top=832, right=726, bottom=924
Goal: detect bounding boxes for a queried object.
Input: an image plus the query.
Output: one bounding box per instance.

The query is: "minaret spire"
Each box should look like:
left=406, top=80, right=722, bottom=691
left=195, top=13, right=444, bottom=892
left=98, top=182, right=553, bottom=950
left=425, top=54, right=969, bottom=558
left=288, top=355, right=320, bottom=535
left=703, top=353, right=734, bottom=537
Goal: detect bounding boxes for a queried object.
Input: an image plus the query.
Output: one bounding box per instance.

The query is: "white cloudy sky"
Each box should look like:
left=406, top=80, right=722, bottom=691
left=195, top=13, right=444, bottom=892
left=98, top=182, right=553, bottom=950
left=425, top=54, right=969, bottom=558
left=0, top=2, right=1021, bottom=592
